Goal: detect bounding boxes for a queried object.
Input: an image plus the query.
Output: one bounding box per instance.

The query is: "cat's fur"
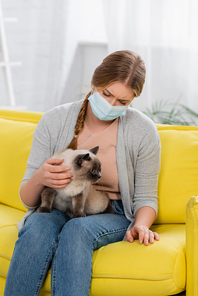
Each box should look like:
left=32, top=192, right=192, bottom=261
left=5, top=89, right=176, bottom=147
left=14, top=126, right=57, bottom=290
left=37, top=146, right=114, bottom=217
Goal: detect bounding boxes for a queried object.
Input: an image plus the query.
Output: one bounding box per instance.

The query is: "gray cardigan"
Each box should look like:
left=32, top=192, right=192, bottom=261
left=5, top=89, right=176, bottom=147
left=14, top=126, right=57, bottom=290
left=18, top=100, right=161, bottom=231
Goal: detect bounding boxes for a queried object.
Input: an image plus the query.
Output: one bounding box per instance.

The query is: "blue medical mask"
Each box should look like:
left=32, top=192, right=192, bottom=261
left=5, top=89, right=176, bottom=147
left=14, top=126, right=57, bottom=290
left=88, top=91, right=129, bottom=121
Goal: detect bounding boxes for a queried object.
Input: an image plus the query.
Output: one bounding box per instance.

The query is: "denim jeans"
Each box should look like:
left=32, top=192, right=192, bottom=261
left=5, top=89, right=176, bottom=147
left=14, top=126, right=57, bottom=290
left=4, top=200, right=131, bottom=296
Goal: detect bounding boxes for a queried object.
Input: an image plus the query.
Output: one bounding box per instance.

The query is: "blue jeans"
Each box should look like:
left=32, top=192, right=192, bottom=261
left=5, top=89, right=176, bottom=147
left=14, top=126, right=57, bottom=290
left=4, top=200, right=131, bottom=296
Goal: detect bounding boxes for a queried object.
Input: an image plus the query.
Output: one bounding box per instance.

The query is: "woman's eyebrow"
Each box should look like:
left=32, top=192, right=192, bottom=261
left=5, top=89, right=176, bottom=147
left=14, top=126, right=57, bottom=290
left=105, top=89, right=113, bottom=96
left=105, top=88, right=131, bottom=102
left=120, top=99, right=130, bottom=102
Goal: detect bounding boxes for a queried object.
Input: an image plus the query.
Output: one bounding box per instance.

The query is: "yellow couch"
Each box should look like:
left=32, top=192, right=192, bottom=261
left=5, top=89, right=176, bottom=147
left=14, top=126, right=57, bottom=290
left=0, top=108, right=198, bottom=296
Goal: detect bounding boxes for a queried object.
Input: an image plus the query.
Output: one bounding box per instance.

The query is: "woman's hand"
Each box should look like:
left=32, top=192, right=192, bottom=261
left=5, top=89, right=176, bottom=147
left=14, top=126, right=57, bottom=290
left=20, top=158, right=72, bottom=208
left=125, top=225, right=159, bottom=246
left=36, top=158, right=72, bottom=189
left=125, top=207, right=160, bottom=246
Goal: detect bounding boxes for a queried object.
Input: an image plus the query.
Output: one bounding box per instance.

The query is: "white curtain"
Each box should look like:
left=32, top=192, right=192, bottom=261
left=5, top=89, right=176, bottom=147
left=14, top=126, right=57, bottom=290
left=1, top=0, right=198, bottom=114
left=1, top=0, right=68, bottom=111
left=103, top=0, right=198, bottom=113
left=1, top=0, right=107, bottom=111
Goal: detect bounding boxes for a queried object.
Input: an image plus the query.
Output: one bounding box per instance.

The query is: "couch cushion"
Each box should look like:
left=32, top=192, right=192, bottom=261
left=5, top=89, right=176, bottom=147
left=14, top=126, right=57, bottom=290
left=91, top=224, right=186, bottom=296
left=156, top=125, right=198, bottom=223
left=0, top=109, right=43, bottom=124
left=0, top=205, right=50, bottom=296
left=0, top=205, right=185, bottom=296
left=0, top=205, right=25, bottom=277
left=0, top=204, right=25, bottom=229
left=0, top=118, right=37, bottom=211
left=0, top=204, right=51, bottom=296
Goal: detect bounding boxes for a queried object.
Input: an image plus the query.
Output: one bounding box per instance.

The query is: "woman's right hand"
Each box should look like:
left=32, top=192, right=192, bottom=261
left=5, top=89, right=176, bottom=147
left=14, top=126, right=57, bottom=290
left=36, top=158, right=72, bottom=189
left=20, top=158, right=72, bottom=208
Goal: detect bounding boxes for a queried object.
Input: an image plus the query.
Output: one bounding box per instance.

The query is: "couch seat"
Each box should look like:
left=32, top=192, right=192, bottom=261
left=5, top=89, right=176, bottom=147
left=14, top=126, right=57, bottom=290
left=90, top=224, right=186, bottom=296
left=0, top=205, right=186, bottom=296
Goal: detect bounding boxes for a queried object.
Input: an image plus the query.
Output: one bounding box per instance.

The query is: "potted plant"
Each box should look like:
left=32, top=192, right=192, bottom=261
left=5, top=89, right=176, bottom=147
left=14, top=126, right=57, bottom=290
left=143, top=100, right=198, bottom=126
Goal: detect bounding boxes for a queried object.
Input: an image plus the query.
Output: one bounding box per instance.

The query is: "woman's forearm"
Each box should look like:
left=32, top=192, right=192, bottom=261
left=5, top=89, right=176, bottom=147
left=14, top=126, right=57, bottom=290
left=134, top=206, right=156, bottom=228
left=20, top=170, right=45, bottom=208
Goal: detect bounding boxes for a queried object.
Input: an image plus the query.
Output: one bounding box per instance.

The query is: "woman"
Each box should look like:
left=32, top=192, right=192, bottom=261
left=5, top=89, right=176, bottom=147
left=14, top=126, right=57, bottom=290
left=4, top=50, right=161, bottom=296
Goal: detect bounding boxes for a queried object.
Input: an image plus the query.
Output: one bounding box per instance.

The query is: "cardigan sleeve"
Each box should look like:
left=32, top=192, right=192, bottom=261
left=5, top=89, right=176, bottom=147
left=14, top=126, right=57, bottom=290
left=117, top=108, right=161, bottom=229
left=20, top=109, right=60, bottom=188
left=133, top=132, right=161, bottom=216
left=19, top=110, right=61, bottom=209
left=121, top=107, right=161, bottom=215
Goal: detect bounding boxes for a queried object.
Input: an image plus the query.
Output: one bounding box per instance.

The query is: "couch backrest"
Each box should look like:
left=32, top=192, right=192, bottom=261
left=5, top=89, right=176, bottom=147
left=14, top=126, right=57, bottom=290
left=155, top=124, right=198, bottom=224
left=0, top=109, right=43, bottom=211
left=1, top=110, right=198, bottom=222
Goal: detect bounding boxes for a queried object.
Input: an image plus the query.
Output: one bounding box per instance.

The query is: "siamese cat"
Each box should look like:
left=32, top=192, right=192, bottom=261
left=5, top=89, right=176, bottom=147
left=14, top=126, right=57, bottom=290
left=37, top=146, right=114, bottom=218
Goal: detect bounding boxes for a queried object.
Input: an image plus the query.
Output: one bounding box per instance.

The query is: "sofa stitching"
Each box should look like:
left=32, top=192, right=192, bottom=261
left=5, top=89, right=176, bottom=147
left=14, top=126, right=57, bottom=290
left=92, top=274, right=173, bottom=280
left=0, top=224, right=18, bottom=229
left=0, top=252, right=12, bottom=261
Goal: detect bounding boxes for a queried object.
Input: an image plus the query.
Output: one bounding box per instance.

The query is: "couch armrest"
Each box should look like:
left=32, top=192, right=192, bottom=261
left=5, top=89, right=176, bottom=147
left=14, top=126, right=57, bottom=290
left=186, top=196, right=198, bottom=296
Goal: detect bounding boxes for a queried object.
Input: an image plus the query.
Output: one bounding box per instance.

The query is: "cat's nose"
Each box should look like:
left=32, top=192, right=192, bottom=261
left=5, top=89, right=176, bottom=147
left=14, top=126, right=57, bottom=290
left=98, top=172, right=101, bottom=179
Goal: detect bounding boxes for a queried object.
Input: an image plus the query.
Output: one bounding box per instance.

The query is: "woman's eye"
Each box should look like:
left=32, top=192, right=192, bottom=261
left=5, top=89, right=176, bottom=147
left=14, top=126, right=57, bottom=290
left=102, top=91, right=111, bottom=97
left=102, top=91, right=127, bottom=105
left=119, top=100, right=126, bottom=105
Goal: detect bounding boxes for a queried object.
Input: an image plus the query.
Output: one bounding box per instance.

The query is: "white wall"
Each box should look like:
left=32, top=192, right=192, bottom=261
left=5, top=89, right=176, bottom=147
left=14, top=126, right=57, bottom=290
left=1, top=0, right=66, bottom=111
left=59, top=42, right=108, bottom=105
left=0, top=0, right=108, bottom=112
left=1, top=0, right=198, bottom=120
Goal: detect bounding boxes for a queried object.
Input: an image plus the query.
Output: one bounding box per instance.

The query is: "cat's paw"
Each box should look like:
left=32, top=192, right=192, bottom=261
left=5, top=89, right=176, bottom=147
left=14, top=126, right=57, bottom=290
left=73, top=211, right=86, bottom=218
left=37, top=207, right=50, bottom=213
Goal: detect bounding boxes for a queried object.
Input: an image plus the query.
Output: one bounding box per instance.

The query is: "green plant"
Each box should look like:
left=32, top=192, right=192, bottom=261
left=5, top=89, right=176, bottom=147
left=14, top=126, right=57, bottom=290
left=143, top=100, right=198, bottom=126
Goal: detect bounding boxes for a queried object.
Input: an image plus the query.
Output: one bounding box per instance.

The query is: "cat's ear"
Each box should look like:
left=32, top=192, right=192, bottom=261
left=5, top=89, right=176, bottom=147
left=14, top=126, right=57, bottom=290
left=82, top=153, right=91, bottom=161
left=78, top=153, right=91, bottom=165
left=89, top=146, right=99, bottom=155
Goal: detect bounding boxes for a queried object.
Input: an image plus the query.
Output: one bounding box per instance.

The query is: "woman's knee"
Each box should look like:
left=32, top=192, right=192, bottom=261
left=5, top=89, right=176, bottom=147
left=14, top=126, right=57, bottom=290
left=18, top=210, right=68, bottom=245
left=61, top=217, right=93, bottom=246
left=61, top=214, right=130, bottom=250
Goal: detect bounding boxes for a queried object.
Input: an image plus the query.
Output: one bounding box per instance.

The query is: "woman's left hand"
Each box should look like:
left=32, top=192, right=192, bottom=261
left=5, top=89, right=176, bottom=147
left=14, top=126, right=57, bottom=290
left=125, top=225, right=159, bottom=246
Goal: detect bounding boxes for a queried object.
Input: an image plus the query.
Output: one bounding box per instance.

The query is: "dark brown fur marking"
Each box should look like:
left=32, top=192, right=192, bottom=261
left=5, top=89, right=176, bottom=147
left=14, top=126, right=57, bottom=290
left=72, top=193, right=86, bottom=218
left=103, top=201, right=114, bottom=214
left=37, top=187, right=56, bottom=213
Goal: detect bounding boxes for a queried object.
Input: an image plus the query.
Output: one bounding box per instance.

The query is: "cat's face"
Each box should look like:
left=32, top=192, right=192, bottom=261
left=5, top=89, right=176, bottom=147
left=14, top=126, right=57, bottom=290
left=73, top=146, right=102, bottom=183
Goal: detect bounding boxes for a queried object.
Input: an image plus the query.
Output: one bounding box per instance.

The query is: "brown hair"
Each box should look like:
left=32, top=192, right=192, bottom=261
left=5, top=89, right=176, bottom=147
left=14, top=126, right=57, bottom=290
left=67, top=50, right=146, bottom=150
